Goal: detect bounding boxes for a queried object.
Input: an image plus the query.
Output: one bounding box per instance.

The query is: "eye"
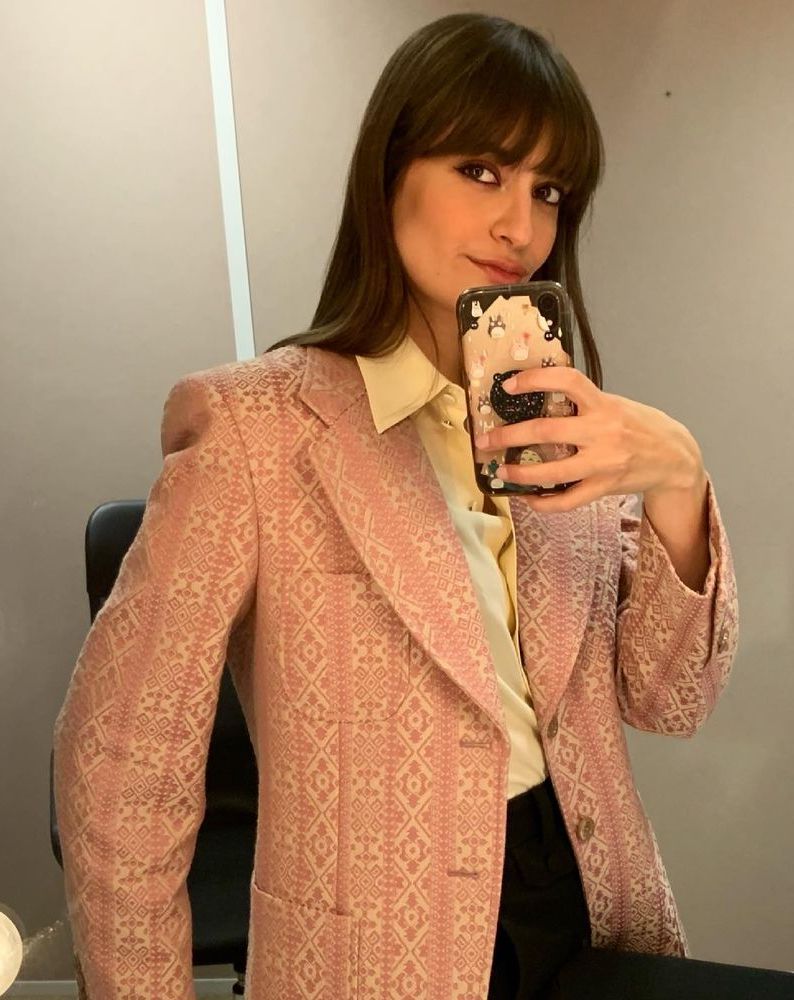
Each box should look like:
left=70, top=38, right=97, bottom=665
left=535, top=183, right=565, bottom=206
left=457, top=161, right=500, bottom=185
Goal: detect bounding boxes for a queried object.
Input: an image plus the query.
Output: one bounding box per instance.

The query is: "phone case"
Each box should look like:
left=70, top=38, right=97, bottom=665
left=456, top=281, right=582, bottom=498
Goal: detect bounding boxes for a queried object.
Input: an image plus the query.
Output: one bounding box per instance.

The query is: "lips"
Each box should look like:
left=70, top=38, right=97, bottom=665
left=468, top=257, right=526, bottom=284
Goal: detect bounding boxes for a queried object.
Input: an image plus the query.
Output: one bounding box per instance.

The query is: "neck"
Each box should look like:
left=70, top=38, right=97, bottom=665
left=404, top=296, right=463, bottom=386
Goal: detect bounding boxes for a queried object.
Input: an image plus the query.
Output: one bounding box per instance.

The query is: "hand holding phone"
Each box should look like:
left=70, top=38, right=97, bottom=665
left=456, top=281, right=582, bottom=498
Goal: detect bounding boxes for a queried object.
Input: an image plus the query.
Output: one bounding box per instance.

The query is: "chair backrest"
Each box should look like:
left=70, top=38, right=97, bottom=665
left=84, top=500, right=146, bottom=621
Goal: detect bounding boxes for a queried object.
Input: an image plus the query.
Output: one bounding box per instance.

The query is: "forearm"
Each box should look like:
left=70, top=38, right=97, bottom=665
left=616, top=456, right=737, bottom=736
left=642, top=467, right=710, bottom=594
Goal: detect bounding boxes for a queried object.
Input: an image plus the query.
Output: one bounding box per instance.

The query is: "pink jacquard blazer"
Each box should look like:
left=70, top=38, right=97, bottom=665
left=53, top=344, right=740, bottom=1000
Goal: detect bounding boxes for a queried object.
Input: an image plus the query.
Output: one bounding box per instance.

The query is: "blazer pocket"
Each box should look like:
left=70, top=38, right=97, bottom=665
left=247, top=879, right=360, bottom=1000
left=280, top=571, right=411, bottom=721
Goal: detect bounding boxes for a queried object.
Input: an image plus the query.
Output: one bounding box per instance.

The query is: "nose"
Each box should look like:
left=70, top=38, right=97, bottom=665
left=491, top=188, right=534, bottom=250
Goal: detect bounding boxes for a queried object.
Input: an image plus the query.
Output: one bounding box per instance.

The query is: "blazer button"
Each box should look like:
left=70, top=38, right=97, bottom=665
left=546, top=715, right=558, bottom=739
left=576, top=816, right=595, bottom=842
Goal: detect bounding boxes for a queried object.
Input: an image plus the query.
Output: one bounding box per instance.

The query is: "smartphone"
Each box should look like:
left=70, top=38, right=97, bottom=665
left=456, top=280, right=582, bottom=498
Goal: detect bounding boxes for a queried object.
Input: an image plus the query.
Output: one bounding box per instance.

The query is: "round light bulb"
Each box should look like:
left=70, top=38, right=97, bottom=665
left=0, top=911, right=23, bottom=994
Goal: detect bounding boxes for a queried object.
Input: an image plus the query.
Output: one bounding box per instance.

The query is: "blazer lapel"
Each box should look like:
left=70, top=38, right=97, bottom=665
left=301, top=346, right=596, bottom=734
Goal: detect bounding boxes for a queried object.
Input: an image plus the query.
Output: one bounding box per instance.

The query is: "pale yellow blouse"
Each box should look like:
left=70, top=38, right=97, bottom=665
left=356, top=335, right=547, bottom=798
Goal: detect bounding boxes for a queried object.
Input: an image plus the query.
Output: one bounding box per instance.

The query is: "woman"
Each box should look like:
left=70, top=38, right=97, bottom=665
left=54, top=13, right=739, bottom=1000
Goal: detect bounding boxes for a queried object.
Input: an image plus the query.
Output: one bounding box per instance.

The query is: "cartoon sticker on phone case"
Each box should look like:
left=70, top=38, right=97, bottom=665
left=487, top=315, right=506, bottom=339
left=484, top=458, right=504, bottom=489
left=515, top=448, right=543, bottom=466
left=509, top=332, right=531, bottom=360
left=468, top=352, right=486, bottom=383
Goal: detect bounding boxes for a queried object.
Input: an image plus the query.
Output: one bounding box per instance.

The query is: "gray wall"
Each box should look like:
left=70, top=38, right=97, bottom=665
left=1, top=0, right=791, bottom=985
left=0, top=0, right=237, bottom=982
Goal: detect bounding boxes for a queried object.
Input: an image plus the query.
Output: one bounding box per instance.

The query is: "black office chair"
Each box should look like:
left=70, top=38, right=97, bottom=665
left=555, top=946, right=794, bottom=998
left=51, top=500, right=258, bottom=997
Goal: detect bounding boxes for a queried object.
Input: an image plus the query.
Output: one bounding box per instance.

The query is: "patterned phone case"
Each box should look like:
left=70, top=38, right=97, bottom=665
left=456, top=281, right=582, bottom=498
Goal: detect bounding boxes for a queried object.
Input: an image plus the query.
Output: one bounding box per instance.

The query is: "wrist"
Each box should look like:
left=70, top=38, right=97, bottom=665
left=647, top=430, right=706, bottom=499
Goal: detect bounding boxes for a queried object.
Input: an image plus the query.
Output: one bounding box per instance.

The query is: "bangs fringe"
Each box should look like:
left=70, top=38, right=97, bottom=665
left=412, top=32, right=601, bottom=202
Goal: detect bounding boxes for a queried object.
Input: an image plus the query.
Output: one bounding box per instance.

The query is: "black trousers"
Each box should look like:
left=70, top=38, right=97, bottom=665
left=487, top=776, right=591, bottom=1000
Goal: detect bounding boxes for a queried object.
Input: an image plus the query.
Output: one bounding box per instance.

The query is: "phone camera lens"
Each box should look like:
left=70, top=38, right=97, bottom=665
left=538, top=293, right=559, bottom=326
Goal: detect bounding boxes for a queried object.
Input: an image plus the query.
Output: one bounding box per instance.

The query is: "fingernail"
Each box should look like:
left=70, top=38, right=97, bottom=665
left=474, top=433, right=489, bottom=447
left=502, top=377, right=518, bottom=392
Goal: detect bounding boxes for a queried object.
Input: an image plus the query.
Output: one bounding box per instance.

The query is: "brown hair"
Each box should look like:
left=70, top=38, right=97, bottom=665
left=265, top=13, right=605, bottom=389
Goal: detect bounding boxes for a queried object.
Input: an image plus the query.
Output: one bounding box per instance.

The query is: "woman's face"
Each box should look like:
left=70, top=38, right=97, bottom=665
left=391, top=143, right=565, bottom=334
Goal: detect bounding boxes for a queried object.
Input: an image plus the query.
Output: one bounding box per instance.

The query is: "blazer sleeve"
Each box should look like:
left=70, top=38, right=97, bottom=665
left=53, top=369, right=259, bottom=1000
left=613, top=470, right=739, bottom=737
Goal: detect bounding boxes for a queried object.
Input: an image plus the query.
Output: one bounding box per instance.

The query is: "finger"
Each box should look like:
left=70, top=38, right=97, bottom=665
left=497, top=455, right=589, bottom=486
left=521, top=479, right=602, bottom=512
left=476, top=416, right=585, bottom=451
left=502, top=365, right=596, bottom=406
